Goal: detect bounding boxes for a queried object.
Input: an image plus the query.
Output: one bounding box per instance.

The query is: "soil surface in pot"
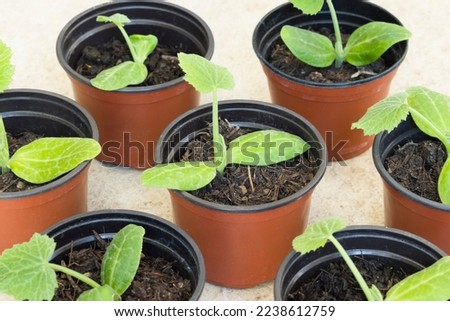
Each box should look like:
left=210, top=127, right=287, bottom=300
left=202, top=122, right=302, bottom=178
left=182, top=119, right=320, bottom=206
left=0, top=132, right=40, bottom=193
left=385, top=139, right=447, bottom=203
left=75, top=38, right=183, bottom=86
left=53, top=233, right=192, bottom=301
left=269, top=27, right=387, bottom=83
left=287, top=256, right=411, bottom=301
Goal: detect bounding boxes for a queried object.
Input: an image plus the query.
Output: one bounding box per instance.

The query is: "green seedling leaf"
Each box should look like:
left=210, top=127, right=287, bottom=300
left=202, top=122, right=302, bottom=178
left=344, top=22, right=411, bottom=66
left=385, top=257, right=450, bottom=301
left=141, top=161, right=217, bottom=191
left=77, top=284, right=120, bottom=301
left=227, top=130, right=309, bottom=166
left=438, top=159, right=450, bottom=205
left=0, top=116, right=9, bottom=174
left=101, top=224, right=145, bottom=296
left=0, top=40, right=14, bottom=92
left=178, top=53, right=234, bottom=93
left=281, top=25, right=336, bottom=68
left=91, top=61, right=148, bottom=91
left=290, top=0, right=324, bottom=15
left=8, top=137, right=101, bottom=184
left=92, top=13, right=158, bottom=90
left=292, top=217, right=346, bottom=254
left=0, top=234, right=57, bottom=301
left=129, top=34, right=158, bottom=64
left=351, top=92, right=409, bottom=135
left=96, top=13, right=130, bottom=26
left=406, top=87, right=450, bottom=151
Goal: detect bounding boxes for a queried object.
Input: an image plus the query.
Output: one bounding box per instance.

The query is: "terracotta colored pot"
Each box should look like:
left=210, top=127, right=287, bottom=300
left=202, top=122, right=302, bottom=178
left=56, top=1, right=214, bottom=169
left=373, top=117, right=450, bottom=254
left=274, top=225, right=446, bottom=300
left=44, top=209, right=205, bottom=300
left=156, top=100, right=327, bottom=288
left=253, top=0, right=408, bottom=161
left=0, top=89, right=98, bottom=254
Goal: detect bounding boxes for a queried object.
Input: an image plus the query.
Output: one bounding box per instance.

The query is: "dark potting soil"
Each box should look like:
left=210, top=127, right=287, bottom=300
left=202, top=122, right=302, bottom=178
left=287, top=256, right=411, bottom=301
left=0, top=132, right=41, bottom=193
left=385, top=140, right=447, bottom=203
left=53, top=236, right=192, bottom=301
left=75, top=37, right=183, bottom=86
left=182, top=119, right=320, bottom=206
left=269, top=27, right=387, bottom=83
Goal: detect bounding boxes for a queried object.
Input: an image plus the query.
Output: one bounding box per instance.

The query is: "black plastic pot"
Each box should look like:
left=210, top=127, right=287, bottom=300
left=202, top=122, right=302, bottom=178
left=155, top=100, right=327, bottom=288
left=252, top=0, right=409, bottom=161
left=56, top=0, right=214, bottom=168
left=44, top=209, right=205, bottom=300
left=373, top=116, right=450, bottom=254
left=274, top=225, right=446, bottom=300
left=0, top=89, right=98, bottom=253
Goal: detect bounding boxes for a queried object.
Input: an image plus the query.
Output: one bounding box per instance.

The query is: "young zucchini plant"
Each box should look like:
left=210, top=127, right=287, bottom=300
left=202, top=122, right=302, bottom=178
left=293, top=218, right=450, bottom=301
left=140, top=53, right=309, bottom=191
left=352, top=86, right=450, bottom=205
left=90, top=13, right=158, bottom=91
left=0, top=224, right=144, bottom=301
left=0, top=40, right=101, bottom=185
left=280, top=0, right=411, bottom=69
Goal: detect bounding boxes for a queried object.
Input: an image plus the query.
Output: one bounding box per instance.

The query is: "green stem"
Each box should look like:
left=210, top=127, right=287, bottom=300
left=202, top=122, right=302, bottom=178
left=117, top=25, right=139, bottom=63
left=48, top=263, right=101, bottom=289
left=212, top=89, right=227, bottom=174
left=328, top=235, right=377, bottom=301
left=326, top=0, right=344, bottom=68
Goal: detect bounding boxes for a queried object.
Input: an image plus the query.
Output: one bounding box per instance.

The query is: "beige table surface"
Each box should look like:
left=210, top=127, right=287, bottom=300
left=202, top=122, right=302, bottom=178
left=1, top=0, right=449, bottom=300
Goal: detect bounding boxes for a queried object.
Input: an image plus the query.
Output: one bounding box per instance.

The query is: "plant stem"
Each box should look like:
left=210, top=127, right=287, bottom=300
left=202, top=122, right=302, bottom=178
left=117, top=25, right=139, bottom=63
left=328, top=235, right=378, bottom=301
left=48, top=263, right=101, bottom=289
left=212, top=89, right=226, bottom=174
left=326, top=0, right=344, bottom=68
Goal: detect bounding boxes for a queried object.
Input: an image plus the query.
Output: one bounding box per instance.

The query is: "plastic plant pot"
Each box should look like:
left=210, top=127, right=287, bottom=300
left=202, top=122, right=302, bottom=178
left=253, top=0, right=408, bottom=161
left=274, top=225, right=446, bottom=300
left=44, top=209, right=205, bottom=301
left=56, top=0, right=214, bottom=169
left=373, top=116, right=450, bottom=254
left=0, top=89, right=98, bottom=253
left=156, top=100, right=327, bottom=288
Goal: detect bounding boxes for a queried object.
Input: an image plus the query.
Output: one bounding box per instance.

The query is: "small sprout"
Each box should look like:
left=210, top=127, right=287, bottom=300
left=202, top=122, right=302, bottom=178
left=281, top=0, right=411, bottom=69
left=90, top=13, right=158, bottom=91
left=141, top=53, right=310, bottom=191
left=0, top=224, right=145, bottom=301
left=293, top=218, right=450, bottom=301
left=352, top=87, right=450, bottom=205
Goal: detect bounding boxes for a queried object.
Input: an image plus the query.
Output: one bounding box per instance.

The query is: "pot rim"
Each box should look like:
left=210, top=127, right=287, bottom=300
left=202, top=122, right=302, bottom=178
left=0, top=88, right=98, bottom=200
left=158, top=99, right=328, bottom=213
left=274, top=224, right=447, bottom=300
left=252, top=1, right=409, bottom=88
left=373, top=125, right=450, bottom=213
left=56, top=0, right=214, bottom=93
left=43, top=208, right=206, bottom=301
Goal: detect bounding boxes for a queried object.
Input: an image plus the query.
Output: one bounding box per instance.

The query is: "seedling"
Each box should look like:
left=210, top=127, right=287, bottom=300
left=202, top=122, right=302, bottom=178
left=141, top=53, right=310, bottom=191
left=90, top=13, right=158, bottom=91
left=293, top=218, right=450, bottom=301
left=0, top=224, right=144, bottom=301
left=0, top=40, right=101, bottom=185
left=352, top=87, right=450, bottom=205
left=280, top=0, right=411, bottom=69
